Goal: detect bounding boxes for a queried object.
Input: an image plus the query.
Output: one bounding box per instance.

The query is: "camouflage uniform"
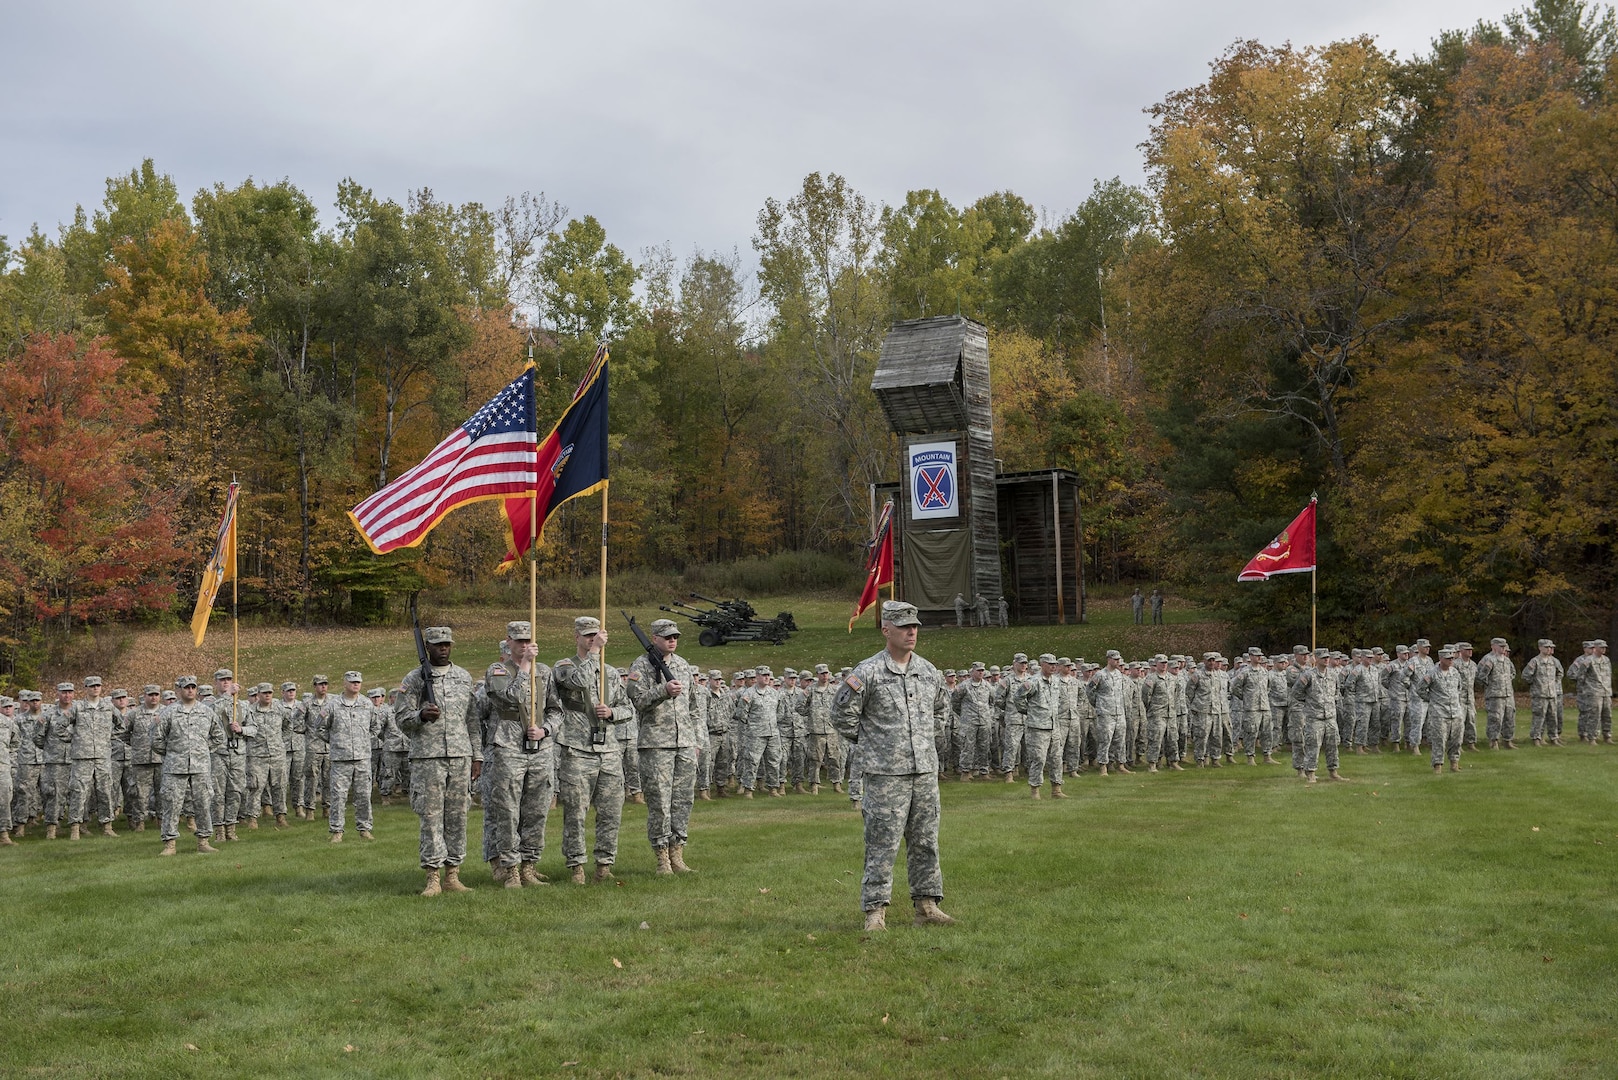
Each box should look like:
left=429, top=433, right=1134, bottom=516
left=1381, top=654, right=1410, bottom=747
left=553, top=651, right=630, bottom=870
left=244, top=697, right=288, bottom=817
left=477, top=656, right=561, bottom=870
left=66, top=692, right=120, bottom=826
left=302, top=690, right=334, bottom=813
left=108, top=697, right=130, bottom=819
left=737, top=677, right=783, bottom=793
left=38, top=700, right=74, bottom=827
left=1570, top=645, right=1613, bottom=740
left=1416, top=658, right=1466, bottom=768
left=1404, top=647, right=1435, bottom=749
left=778, top=679, right=808, bottom=787
left=1000, top=664, right=1031, bottom=775
left=1520, top=647, right=1564, bottom=744
left=320, top=689, right=379, bottom=835
left=832, top=643, right=949, bottom=913
left=1015, top=666, right=1061, bottom=790
left=1087, top=664, right=1130, bottom=766
left=952, top=675, right=995, bottom=776
left=627, top=647, right=701, bottom=854
left=378, top=697, right=411, bottom=798
left=1291, top=656, right=1340, bottom=775
left=701, top=676, right=731, bottom=792
left=123, top=696, right=164, bottom=825
left=156, top=700, right=225, bottom=841
left=1141, top=664, right=1176, bottom=766
left=281, top=690, right=308, bottom=812
left=801, top=676, right=840, bottom=787
left=1474, top=648, right=1519, bottom=744
left=1185, top=662, right=1219, bottom=765
left=12, top=699, right=45, bottom=826
left=211, top=689, right=249, bottom=827
left=398, top=655, right=480, bottom=871
left=0, top=702, right=19, bottom=832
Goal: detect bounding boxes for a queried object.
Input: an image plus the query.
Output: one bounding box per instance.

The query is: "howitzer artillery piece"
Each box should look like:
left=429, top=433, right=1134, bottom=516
left=658, top=594, right=798, bottom=647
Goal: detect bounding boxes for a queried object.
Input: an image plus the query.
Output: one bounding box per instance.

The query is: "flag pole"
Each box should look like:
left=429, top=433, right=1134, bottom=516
left=598, top=482, right=609, bottom=699
left=232, top=479, right=240, bottom=729
left=529, top=454, right=539, bottom=728
left=1310, top=493, right=1318, bottom=652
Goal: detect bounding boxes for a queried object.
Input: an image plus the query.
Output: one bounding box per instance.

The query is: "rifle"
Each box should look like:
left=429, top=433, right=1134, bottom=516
left=408, top=592, right=436, bottom=713
left=622, top=611, right=675, bottom=684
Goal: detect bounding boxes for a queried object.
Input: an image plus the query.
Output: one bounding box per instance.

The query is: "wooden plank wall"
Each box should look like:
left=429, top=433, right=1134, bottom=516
left=997, top=474, right=1079, bottom=624
left=960, top=321, right=1002, bottom=603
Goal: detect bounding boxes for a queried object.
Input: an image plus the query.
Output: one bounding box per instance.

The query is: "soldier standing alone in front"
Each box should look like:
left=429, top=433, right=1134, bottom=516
left=398, top=626, right=481, bottom=896
left=626, top=618, right=701, bottom=875
left=833, top=600, right=956, bottom=932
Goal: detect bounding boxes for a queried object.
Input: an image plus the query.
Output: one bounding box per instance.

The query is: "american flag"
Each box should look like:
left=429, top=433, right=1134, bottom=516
left=348, top=366, right=537, bottom=555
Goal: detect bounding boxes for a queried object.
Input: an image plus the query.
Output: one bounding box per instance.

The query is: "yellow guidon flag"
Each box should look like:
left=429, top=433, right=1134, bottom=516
left=190, top=482, right=239, bottom=647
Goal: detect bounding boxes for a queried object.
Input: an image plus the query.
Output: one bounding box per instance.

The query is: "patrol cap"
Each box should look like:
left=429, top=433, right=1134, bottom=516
left=880, top=600, right=921, bottom=627
left=1595, top=639, right=1608, bottom=647
left=1456, top=641, right=1472, bottom=650
left=1396, top=645, right=1410, bottom=654
left=214, top=668, right=233, bottom=681
left=573, top=616, right=601, bottom=636
left=424, top=626, right=453, bottom=645
left=1293, top=645, right=1309, bottom=654
left=56, top=681, right=75, bottom=692
left=20, top=689, right=40, bottom=701
left=1438, top=647, right=1456, bottom=658
left=1058, top=657, right=1072, bottom=666
left=1038, top=653, right=1058, bottom=664
left=142, top=684, right=161, bottom=695
left=368, top=687, right=386, bottom=699
left=109, top=688, right=129, bottom=700
left=783, top=667, right=797, bottom=677
left=80, top=675, right=102, bottom=687
left=199, top=686, right=214, bottom=698
left=815, top=664, right=829, bottom=674
left=1538, top=638, right=1554, bottom=648
left=256, top=683, right=274, bottom=695
left=648, top=618, right=680, bottom=637
left=1314, top=647, right=1330, bottom=658
left=344, top=671, right=363, bottom=683
left=1203, top=652, right=1218, bottom=661
left=1372, top=647, right=1386, bottom=656
left=1490, top=637, right=1507, bottom=647
left=1153, top=654, right=1169, bottom=664
left=281, top=681, right=299, bottom=692
left=175, top=675, right=199, bottom=688
left=988, top=665, right=1001, bottom=674
left=507, top=621, right=534, bottom=640
left=1414, top=638, right=1431, bottom=647
left=0, top=697, right=11, bottom=707
left=1248, top=647, right=1263, bottom=656
left=1583, top=640, right=1595, bottom=648
left=970, top=661, right=986, bottom=671
left=161, top=690, right=177, bottom=701
left=755, top=665, right=773, bottom=676
left=709, top=669, right=723, bottom=678
left=1013, top=652, right=1029, bottom=664
left=1107, top=649, right=1123, bottom=660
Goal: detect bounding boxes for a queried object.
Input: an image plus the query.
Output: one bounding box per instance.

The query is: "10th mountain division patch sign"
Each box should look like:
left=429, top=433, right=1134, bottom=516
left=909, top=441, right=958, bottom=520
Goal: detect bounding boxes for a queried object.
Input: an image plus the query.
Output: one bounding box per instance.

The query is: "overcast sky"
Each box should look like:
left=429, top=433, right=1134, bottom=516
left=3, top=0, right=1496, bottom=264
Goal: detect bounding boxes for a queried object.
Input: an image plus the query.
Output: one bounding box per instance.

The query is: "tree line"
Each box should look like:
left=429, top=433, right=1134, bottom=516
left=1, top=0, right=1614, bottom=679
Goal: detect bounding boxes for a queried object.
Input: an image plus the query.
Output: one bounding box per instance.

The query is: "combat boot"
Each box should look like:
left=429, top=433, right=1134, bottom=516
left=1449, top=762, right=1462, bottom=772
left=1052, top=783, right=1067, bottom=799
left=101, top=822, right=117, bottom=837
left=359, top=829, right=374, bottom=841
left=520, top=863, right=546, bottom=886
left=159, top=839, right=176, bottom=856
left=132, top=817, right=146, bottom=832
left=913, top=898, right=957, bottom=926
left=1532, top=736, right=1542, bottom=746
left=593, top=862, right=615, bottom=883
left=184, top=815, right=195, bottom=831
left=670, top=844, right=693, bottom=873
left=698, top=788, right=712, bottom=801
left=329, top=831, right=343, bottom=843
left=631, top=792, right=646, bottom=805
left=45, top=824, right=56, bottom=840
left=11, top=824, right=23, bottom=838
left=1263, top=752, right=1278, bottom=765
left=1098, top=764, right=1109, bottom=776
left=570, top=864, right=587, bottom=885
left=490, top=861, right=508, bottom=884
left=246, top=815, right=258, bottom=830
left=0, top=832, right=12, bottom=846
left=793, top=782, right=805, bottom=794
left=769, top=787, right=783, bottom=798
left=1433, top=763, right=1442, bottom=773
left=833, top=782, right=844, bottom=793
left=713, top=785, right=727, bottom=799
left=1170, top=761, right=1185, bottom=771
left=504, top=864, right=523, bottom=889
left=961, top=773, right=973, bottom=782
left=655, top=846, right=674, bottom=875
left=1489, top=738, right=1499, bottom=749
left=421, top=869, right=442, bottom=897
left=1504, top=740, right=1517, bottom=749
left=863, top=906, right=887, bottom=932
left=443, top=866, right=471, bottom=892
left=225, top=823, right=238, bottom=841
left=1148, top=763, right=1159, bottom=773
left=810, top=783, right=821, bottom=795
left=69, top=823, right=81, bottom=841
left=197, top=837, right=218, bottom=853
left=1117, top=763, right=1133, bottom=774
left=742, top=787, right=754, bottom=799
left=1030, top=786, right=1040, bottom=799
left=1328, top=768, right=1348, bottom=781
left=274, top=814, right=288, bottom=828
left=1004, top=771, right=1015, bottom=784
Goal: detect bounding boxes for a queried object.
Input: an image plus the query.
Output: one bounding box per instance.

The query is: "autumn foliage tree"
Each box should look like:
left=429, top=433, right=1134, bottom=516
left=0, top=335, right=185, bottom=673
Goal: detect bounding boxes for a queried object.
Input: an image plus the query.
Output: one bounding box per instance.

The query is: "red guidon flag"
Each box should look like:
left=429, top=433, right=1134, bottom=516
left=1238, top=497, right=1317, bottom=581
left=848, top=501, right=895, bottom=631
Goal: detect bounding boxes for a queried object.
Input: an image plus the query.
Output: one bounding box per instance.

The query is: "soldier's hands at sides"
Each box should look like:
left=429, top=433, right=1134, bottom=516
left=471, top=761, right=481, bottom=781
left=594, top=703, right=612, bottom=719
left=419, top=702, right=441, bottom=722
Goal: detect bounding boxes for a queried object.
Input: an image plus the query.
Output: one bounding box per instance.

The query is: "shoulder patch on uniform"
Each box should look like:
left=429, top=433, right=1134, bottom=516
left=627, top=671, right=641, bottom=681
left=487, top=663, right=508, bottom=677
left=555, top=658, right=573, bottom=667
left=844, top=673, right=863, bottom=692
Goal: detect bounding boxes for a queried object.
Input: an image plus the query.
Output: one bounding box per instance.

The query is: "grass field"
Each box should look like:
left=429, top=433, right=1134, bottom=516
left=6, top=732, right=1617, bottom=1078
